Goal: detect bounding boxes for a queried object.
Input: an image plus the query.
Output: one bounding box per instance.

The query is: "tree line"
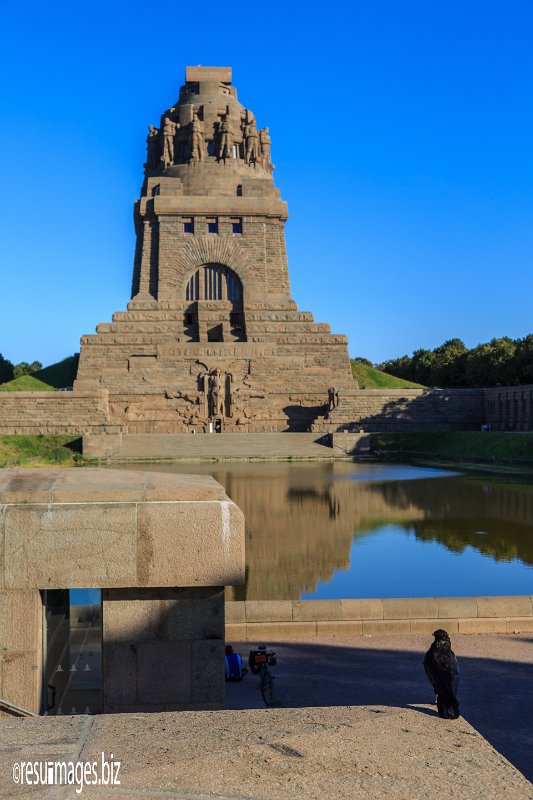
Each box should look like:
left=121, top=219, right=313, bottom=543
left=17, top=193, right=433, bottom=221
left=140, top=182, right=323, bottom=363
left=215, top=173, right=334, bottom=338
left=0, top=354, right=42, bottom=384
left=377, top=336, right=533, bottom=388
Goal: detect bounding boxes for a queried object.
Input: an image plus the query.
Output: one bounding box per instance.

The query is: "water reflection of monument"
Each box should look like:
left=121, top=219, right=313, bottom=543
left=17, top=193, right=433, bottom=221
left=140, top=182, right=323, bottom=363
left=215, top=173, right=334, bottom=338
left=209, top=463, right=425, bottom=600
left=376, top=478, right=533, bottom=567
left=109, top=463, right=533, bottom=600
left=215, top=467, right=533, bottom=600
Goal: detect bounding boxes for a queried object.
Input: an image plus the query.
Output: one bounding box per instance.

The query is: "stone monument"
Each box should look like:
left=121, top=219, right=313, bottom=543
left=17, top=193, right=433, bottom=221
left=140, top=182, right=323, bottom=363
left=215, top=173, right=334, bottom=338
left=73, top=66, right=357, bottom=433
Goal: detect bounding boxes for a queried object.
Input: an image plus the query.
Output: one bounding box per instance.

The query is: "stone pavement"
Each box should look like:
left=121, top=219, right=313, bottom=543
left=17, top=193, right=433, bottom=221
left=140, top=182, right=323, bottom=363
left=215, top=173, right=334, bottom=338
left=1, top=704, right=531, bottom=800
left=0, top=633, right=531, bottom=799
left=225, top=633, right=533, bottom=783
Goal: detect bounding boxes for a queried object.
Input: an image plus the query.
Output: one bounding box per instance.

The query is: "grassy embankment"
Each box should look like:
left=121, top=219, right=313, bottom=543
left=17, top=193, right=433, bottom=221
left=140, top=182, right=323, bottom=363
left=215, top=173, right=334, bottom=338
left=0, top=435, right=85, bottom=468
left=372, top=431, right=533, bottom=474
left=0, top=355, right=79, bottom=392
left=0, top=357, right=87, bottom=465
left=350, top=360, right=424, bottom=389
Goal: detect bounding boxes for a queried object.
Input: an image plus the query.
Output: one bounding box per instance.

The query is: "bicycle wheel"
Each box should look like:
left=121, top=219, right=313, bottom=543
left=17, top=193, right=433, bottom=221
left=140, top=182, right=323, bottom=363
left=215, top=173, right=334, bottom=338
left=260, top=668, right=274, bottom=707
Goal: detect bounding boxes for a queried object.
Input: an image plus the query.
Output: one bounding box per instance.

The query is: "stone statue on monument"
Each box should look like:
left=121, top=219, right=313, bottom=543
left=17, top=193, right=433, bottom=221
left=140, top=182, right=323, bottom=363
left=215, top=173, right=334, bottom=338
left=217, top=111, right=233, bottom=161
left=243, top=115, right=259, bottom=164
left=209, top=368, right=225, bottom=417
left=259, top=127, right=272, bottom=170
left=190, top=111, right=204, bottom=161
left=161, top=112, right=178, bottom=166
left=145, top=125, right=160, bottom=173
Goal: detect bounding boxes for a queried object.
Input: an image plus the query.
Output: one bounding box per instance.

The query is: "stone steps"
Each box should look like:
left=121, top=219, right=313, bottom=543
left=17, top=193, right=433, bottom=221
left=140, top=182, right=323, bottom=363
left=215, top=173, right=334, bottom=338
left=112, top=432, right=337, bottom=461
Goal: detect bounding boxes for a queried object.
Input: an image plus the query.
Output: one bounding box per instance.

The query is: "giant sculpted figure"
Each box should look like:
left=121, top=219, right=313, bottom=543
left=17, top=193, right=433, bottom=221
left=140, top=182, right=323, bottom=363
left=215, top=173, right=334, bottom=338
left=217, top=113, right=233, bottom=161
left=146, top=125, right=160, bottom=172
left=190, top=111, right=204, bottom=161
left=209, top=368, right=224, bottom=417
left=162, top=112, right=178, bottom=165
left=259, top=127, right=272, bottom=170
left=244, top=117, right=259, bottom=164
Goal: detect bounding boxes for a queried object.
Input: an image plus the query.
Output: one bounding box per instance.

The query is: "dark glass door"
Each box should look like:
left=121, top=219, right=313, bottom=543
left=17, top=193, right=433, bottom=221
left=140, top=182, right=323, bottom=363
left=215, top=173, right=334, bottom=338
left=43, top=589, right=102, bottom=715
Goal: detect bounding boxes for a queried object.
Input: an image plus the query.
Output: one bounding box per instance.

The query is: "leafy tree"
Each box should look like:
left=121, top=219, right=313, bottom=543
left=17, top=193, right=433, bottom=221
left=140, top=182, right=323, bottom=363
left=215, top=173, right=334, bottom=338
left=379, top=334, right=533, bottom=387
left=431, top=339, right=468, bottom=387
left=377, top=355, right=413, bottom=380
left=354, top=357, right=373, bottom=367
left=13, top=360, right=43, bottom=378
left=0, top=354, right=14, bottom=384
left=410, top=348, right=437, bottom=385
left=514, top=335, right=533, bottom=384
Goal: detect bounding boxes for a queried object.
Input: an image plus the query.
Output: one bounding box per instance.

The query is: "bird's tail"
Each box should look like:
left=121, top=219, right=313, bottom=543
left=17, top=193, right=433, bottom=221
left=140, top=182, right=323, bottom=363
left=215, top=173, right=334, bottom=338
left=437, top=688, right=460, bottom=720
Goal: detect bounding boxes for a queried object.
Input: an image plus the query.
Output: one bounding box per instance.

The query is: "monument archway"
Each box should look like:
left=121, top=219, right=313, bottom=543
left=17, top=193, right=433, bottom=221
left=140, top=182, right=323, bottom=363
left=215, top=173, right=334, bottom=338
left=184, top=263, right=246, bottom=342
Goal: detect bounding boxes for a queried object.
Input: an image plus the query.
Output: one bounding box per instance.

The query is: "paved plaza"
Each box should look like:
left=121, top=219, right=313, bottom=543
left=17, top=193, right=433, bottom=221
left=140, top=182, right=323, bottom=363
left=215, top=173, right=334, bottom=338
left=1, top=633, right=531, bottom=799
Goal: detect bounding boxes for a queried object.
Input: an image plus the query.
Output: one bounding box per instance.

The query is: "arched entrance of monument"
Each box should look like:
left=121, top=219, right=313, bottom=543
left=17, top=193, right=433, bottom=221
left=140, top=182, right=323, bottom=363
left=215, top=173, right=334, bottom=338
left=184, top=264, right=246, bottom=343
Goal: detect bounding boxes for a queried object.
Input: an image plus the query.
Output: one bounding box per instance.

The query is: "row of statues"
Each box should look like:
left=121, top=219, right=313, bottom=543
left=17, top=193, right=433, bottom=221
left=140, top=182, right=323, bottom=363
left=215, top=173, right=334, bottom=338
left=145, top=108, right=272, bottom=172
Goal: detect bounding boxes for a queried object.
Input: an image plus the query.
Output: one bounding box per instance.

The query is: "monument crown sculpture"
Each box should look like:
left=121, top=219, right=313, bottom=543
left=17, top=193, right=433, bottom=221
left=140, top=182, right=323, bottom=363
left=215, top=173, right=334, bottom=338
left=73, top=66, right=357, bottom=432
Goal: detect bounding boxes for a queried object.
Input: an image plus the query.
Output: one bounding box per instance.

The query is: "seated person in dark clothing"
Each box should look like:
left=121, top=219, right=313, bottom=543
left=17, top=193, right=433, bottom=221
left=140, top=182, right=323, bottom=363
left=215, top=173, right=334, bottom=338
left=224, top=644, right=248, bottom=681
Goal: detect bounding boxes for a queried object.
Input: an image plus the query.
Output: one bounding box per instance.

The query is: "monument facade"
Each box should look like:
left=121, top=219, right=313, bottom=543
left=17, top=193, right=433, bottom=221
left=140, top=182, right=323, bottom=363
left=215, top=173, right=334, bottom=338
left=73, top=66, right=357, bottom=433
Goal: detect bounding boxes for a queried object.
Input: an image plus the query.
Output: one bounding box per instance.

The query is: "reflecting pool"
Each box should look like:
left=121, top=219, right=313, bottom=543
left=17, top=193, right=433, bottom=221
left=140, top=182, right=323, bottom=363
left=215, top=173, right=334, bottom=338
left=111, top=461, right=533, bottom=600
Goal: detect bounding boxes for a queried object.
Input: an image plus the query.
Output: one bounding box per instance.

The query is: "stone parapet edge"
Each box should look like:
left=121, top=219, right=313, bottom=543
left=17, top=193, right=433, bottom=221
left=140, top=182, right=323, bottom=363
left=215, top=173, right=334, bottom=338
left=225, top=596, right=533, bottom=638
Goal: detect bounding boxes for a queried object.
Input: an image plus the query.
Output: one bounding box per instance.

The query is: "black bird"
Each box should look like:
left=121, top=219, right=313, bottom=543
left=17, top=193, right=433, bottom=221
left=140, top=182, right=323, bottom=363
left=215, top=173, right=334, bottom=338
left=423, top=629, right=460, bottom=719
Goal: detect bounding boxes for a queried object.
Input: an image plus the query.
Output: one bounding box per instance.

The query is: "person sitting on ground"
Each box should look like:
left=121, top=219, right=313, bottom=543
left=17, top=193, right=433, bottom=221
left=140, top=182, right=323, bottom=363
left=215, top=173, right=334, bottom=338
left=224, top=644, right=248, bottom=681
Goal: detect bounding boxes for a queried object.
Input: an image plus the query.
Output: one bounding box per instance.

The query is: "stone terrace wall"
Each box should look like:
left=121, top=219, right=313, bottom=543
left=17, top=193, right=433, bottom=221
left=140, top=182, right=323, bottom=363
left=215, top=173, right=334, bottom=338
left=0, top=392, right=109, bottom=435
left=0, top=388, right=486, bottom=436
left=325, top=388, right=485, bottom=433
left=484, top=384, right=533, bottom=431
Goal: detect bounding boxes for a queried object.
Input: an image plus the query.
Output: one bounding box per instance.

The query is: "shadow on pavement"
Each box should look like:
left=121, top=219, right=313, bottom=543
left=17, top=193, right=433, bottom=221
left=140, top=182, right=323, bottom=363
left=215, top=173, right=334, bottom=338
left=225, top=640, right=533, bottom=782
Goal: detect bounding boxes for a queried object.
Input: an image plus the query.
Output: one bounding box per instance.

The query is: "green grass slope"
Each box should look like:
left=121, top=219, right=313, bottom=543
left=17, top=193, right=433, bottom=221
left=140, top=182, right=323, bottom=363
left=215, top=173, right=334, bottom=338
left=0, top=375, right=55, bottom=392
left=351, top=360, right=425, bottom=389
left=33, top=354, right=79, bottom=389
left=372, top=431, right=533, bottom=465
left=0, top=435, right=83, bottom=467
left=0, top=354, right=79, bottom=391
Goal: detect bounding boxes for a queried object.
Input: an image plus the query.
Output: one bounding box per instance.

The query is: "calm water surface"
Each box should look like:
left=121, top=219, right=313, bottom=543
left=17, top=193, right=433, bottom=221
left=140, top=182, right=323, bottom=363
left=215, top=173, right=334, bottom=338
left=112, top=461, right=533, bottom=599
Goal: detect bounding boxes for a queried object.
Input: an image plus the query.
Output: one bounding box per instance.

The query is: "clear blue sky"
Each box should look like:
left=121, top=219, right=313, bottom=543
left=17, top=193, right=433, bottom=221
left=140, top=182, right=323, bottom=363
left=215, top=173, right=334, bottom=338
left=1, top=1, right=532, bottom=367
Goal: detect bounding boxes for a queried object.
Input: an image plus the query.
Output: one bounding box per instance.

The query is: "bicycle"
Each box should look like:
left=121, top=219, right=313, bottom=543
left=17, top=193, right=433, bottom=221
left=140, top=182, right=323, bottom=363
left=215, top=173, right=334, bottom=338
left=249, top=645, right=277, bottom=707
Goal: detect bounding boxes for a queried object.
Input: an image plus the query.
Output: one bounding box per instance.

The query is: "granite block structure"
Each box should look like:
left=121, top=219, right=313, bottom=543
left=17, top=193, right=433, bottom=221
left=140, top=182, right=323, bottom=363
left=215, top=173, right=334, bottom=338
left=72, top=66, right=357, bottom=434
left=0, top=468, right=244, bottom=714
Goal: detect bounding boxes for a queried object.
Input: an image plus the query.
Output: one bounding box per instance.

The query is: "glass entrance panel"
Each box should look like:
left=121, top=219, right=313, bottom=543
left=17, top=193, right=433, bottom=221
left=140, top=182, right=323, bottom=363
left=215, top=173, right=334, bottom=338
left=43, top=589, right=102, bottom=715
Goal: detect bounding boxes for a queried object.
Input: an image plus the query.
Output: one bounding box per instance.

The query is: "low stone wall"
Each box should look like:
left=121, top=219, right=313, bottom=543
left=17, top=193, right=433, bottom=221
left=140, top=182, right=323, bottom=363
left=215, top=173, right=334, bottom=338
left=225, top=596, right=533, bottom=640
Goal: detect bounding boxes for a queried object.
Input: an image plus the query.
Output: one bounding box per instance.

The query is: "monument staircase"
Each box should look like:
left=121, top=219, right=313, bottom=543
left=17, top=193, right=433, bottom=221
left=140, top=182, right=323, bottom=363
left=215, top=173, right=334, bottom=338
left=96, top=432, right=344, bottom=462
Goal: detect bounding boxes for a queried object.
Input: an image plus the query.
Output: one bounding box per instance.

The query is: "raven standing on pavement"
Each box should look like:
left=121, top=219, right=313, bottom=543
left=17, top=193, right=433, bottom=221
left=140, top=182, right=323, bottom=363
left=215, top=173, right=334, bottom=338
left=423, top=629, right=460, bottom=719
